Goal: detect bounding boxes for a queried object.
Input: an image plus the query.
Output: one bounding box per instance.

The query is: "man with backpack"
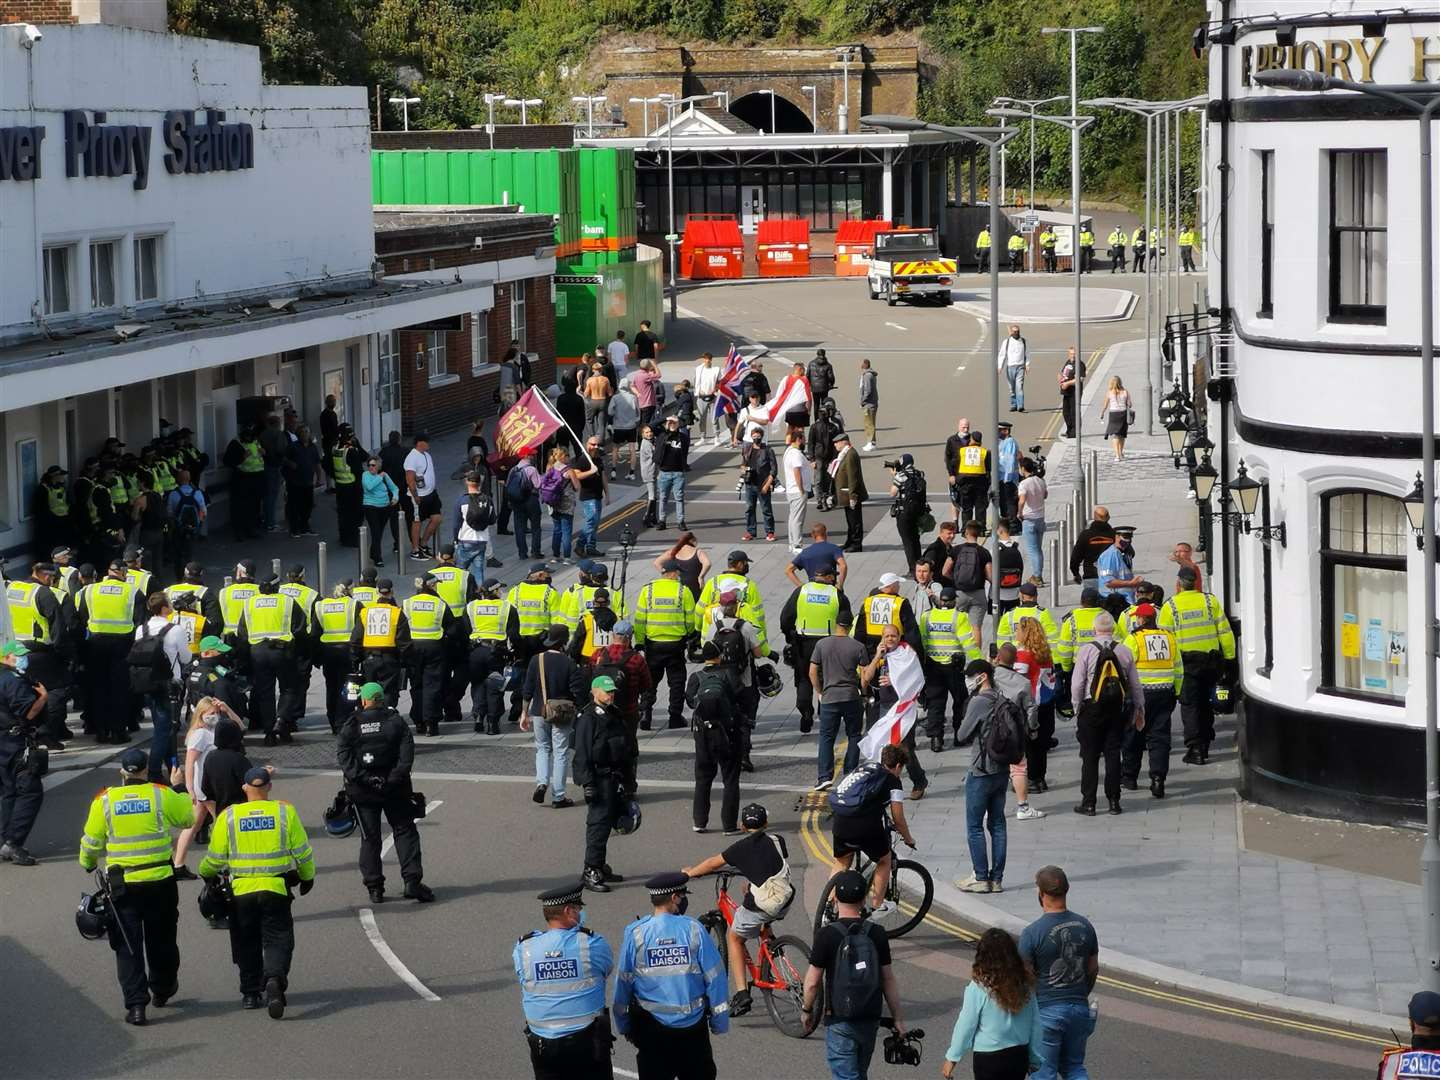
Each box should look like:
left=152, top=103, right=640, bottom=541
left=801, top=868, right=906, bottom=1072
left=588, top=619, right=652, bottom=794
left=807, top=348, right=836, bottom=420
left=684, top=640, right=743, bottom=835
left=449, top=469, right=495, bottom=587
left=164, top=470, right=206, bottom=579
left=954, top=659, right=1025, bottom=893
left=132, top=593, right=188, bottom=781
left=505, top=451, right=544, bottom=562
left=887, top=454, right=928, bottom=574
left=944, top=521, right=993, bottom=652
left=827, top=744, right=918, bottom=919
left=699, top=589, right=766, bottom=774
left=1069, top=612, right=1145, bottom=816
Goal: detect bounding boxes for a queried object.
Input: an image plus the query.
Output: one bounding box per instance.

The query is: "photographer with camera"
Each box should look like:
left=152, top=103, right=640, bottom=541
left=887, top=453, right=929, bottom=575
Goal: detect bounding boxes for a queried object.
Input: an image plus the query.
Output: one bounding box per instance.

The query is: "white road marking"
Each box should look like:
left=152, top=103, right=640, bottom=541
left=380, top=799, right=443, bottom=860
left=884, top=321, right=908, bottom=331
left=615, top=1068, right=640, bottom=1078
left=359, top=908, right=442, bottom=1002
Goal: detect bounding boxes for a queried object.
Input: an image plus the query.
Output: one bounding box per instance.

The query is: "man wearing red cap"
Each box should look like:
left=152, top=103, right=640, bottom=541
left=1119, top=603, right=1182, bottom=800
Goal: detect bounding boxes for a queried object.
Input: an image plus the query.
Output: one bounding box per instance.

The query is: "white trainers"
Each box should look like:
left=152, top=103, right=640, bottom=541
left=868, top=900, right=897, bottom=920
left=1015, top=803, right=1047, bottom=821
left=861, top=442, right=877, bottom=453
left=955, top=875, right=993, bottom=894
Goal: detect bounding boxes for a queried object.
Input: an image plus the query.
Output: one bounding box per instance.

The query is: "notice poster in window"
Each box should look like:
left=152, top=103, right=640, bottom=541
left=1340, top=612, right=1360, bottom=659
left=1389, top=631, right=1408, bottom=667
left=1363, top=619, right=1385, bottom=662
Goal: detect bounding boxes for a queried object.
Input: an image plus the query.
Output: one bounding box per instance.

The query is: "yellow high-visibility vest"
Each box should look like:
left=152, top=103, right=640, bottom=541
left=1157, top=590, right=1236, bottom=658
left=957, top=445, right=986, bottom=476
left=7, top=581, right=52, bottom=644
left=504, top=582, right=560, bottom=640
left=238, top=440, right=264, bottom=474
left=242, top=594, right=295, bottom=644
left=403, top=595, right=446, bottom=642
left=315, top=597, right=358, bottom=644
left=278, top=583, right=319, bottom=633
left=633, top=577, right=694, bottom=645
left=83, top=580, right=138, bottom=635
left=168, top=610, right=205, bottom=654
left=427, top=566, right=468, bottom=617
left=200, top=799, right=315, bottom=897
left=793, top=583, right=840, bottom=637
left=331, top=450, right=354, bottom=485
left=1124, top=627, right=1184, bottom=691
left=78, top=782, right=192, bottom=884
left=360, top=603, right=402, bottom=648
left=467, top=598, right=506, bottom=642
left=219, top=582, right=260, bottom=635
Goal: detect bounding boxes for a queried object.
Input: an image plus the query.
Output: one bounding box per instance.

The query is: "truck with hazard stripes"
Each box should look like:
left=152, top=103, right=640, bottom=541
left=866, top=228, right=955, bottom=307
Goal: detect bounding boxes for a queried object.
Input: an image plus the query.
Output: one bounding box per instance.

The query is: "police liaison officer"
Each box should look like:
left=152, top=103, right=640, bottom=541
left=200, top=766, right=316, bottom=1018
left=1380, top=991, right=1440, bottom=1078
left=77, top=746, right=194, bottom=1025
left=335, top=682, right=433, bottom=904
left=516, top=880, right=616, bottom=1079
left=0, top=641, right=49, bottom=865
left=614, top=871, right=729, bottom=1080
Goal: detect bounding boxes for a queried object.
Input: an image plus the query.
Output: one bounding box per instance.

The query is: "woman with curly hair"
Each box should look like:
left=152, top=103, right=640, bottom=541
left=942, top=928, right=1044, bottom=1079
left=1013, top=616, right=1058, bottom=807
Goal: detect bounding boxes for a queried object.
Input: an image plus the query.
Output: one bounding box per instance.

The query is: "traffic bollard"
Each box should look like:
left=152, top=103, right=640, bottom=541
left=317, top=541, right=328, bottom=596
left=1048, top=536, right=1060, bottom=608
left=359, top=524, right=370, bottom=576
left=396, top=509, right=407, bottom=576
left=271, top=557, right=282, bottom=581
left=1086, top=449, right=1099, bottom=509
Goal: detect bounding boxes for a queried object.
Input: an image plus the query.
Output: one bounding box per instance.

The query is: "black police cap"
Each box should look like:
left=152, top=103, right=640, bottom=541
left=538, top=881, right=585, bottom=906
left=644, top=871, right=690, bottom=899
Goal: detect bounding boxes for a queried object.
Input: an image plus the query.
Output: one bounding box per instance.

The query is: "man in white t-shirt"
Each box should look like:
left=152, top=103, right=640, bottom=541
left=404, top=432, right=442, bottom=559
left=996, top=324, right=1029, bottom=412
left=606, top=331, right=631, bottom=378
left=694, top=352, right=721, bottom=443
left=732, top=392, right=768, bottom=447
left=782, top=430, right=812, bottom=553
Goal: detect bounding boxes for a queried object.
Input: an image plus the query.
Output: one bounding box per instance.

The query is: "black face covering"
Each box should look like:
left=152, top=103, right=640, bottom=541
left=675, top=895, right=689, bottom=917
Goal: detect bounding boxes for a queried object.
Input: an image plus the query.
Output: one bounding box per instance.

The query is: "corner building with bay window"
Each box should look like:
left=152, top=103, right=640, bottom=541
left=1204, top=1, right=1440, bottom=824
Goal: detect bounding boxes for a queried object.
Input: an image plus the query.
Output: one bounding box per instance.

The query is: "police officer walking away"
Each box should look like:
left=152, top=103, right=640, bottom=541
left=1157, top=565, right=1235, bottom=766
left=76, top=559, right=145, bottom=744
left=466, top=578, right=509, bottom=733
left=314, top=580, right=361, bottom=733
left=237, top=576, right=306, bottom=746
left=0, top=641, right=49, bottom=865
left=1379, top=992, right=1440, bottom=1078
left=7, top=561, right=72, bottom=749
left=77, top=747, right=193, bottom=1025
left=574, top=675, right=630, bottom=893
left=200, top=767, right=316, bottom=1018
left=633, top=559, right=697, bottom=730
left=336, top=682, right=433, bottom=903
left=614, top=872, right=729, bottom=1080
left=403, top=572, right=459, bottom=736
left=779, top=562, right=850, bottom=734
left=515, top=881, right=616, bottom=1079
left=351, top=579, right=410, bottom=706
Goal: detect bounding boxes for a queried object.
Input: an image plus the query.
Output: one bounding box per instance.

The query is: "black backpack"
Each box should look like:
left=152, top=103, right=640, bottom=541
left=592, top=650, right=633, bottom=696
left=952, top=544, right=985, bottom=591
left=1088, top=640, right=1131, bottom=713
left=828, top=922, right=883, bottom=1021
left=465, top=491, right=496, bottom=531
left=173, top=489, right=203, bottom=534
left=691, top=672, right=735, bottom=760
left=713, top=621, right=749, bottom=668
left=505, top=464, right=534, bottom=503
left=982, top=692, right=1029, bottom=767
left=127, top=624, right=176, bottom=695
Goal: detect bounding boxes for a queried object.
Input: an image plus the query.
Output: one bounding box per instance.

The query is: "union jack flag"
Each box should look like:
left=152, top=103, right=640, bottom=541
left=713, top=344, right=750, bottom=419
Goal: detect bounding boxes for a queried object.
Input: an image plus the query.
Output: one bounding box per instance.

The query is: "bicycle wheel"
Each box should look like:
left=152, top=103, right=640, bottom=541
left=699, top=911, right=729, bottom=972
left=759, top=934, right=814, bottom=1039
left=864, top=857, right=934, bottom=939
left=812, top=869, right=847, bottom=937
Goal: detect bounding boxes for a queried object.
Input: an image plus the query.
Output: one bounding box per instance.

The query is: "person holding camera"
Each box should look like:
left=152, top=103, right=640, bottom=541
left=739, top=427, right=778, bottom=542
left=336, top=681, right=433, bottom=904
left=887, top=453, right=928, bottom=575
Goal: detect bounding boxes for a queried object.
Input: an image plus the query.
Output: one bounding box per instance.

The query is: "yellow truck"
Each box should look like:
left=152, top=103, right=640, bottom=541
left=866, top=228, right=955, bottom=307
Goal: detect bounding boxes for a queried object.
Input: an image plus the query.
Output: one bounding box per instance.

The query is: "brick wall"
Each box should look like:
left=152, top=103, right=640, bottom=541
left=371, top=125, right=575, bottom=151
left=0, top=0, right=77, bottom=21
left=394, top=274, right=556, bottom=437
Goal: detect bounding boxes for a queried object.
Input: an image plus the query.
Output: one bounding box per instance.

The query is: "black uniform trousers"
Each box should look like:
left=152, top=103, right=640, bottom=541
left=692, top=728, right=741, bottom=832
left=467, top=642, right=505, bottom=730
left=526, top=1016, right=615, bottom=1080
left=442, top=641, right=468, bottom=724
left=642, top=640, right=687, bottom=727
left=26, top=648, right=69, bottom=739
left=921, top=660, right=967, bottom=738
left=356, top=795, right=424, bottom=889
left=1123, top=686, right=1176, bottom=782
left=1061, top=389, right=1078, bottom=437
left=360, top=651, right=404, bottom=707
left=408, top=642, right=447, bottom=734
left=84, top=635, right=133, bottom=741
left=248, top=644, right=294, bottom=735
left=895, top=510, right=923, bottom=574
left=1178, top=650, right=1220, bottom=753
left=0, top=732, right=43, bottom=846
left=1076, top=700, right=1125, bottom=807
left=319, top=644, right=355, bottom=732
left=1026, top=702, right=1056, bottom=784
left=957, top=480, right=989, bottom=530
left=791, top=636, right=822, bottom=730
left=630, top=1004, right=716, bottom=1080
left=334, top=482, right=362, bottom=546
left=584, top=774, right=621, bottom=872
left=108, top=877, right=180, bottom=1008
left=812, top=458, right=835, bottom=509
left=277, top=649, right=311, bottom=731
left=229, top=889, right=295, bottom=995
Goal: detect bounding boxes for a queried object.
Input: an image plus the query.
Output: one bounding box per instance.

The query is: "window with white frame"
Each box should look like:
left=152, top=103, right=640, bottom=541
left=471, top=310, right=491, bottom=374
left=42, top=245, right=74, bottom=315
left=90, top=240, right=118, bottom=309
left=134, top=234, right=161, bottom=302
left=1257, top=150, right=1273, bottom=318
left=426, top=330, right=448, bottom=382
left=1329, top=149, right=1387, bottom=323
left=377, top=331, right=400, bottom=413
left=510, top=281, right=527, bottom=354
left=1320, top=490, right=1408, bottom=702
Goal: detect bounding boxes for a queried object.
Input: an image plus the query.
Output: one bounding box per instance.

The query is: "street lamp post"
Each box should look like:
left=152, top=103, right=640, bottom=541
left=503, top=97, right=542, bottom=124
left=757, top=89, right=777, bottom=134
left=801, top=85, right=818, bottom=132
left=483, top=92, right=507, bottom=149
left=1254, top=67, right=1440, bottom=992
left=991, top=96, right=1068, bottom=214
left=654, top=92, right=726, bottom=320
left=388, top=95, right=420, bottom=132
left=571, top=95, right=607, bottom=138
left=864, top=114, right=1019, bottom=641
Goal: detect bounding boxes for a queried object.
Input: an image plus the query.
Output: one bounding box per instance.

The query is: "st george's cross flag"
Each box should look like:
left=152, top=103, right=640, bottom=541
left=755, top=370, right=813, bottom=430
left=857, top=643, right=927, bottom=762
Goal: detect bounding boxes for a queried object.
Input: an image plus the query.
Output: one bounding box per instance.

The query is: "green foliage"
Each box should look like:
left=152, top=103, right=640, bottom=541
left=171, top=0, right=1206, bottom=199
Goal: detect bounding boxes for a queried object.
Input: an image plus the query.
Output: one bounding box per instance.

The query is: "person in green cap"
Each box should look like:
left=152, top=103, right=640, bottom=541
left=0, top=640, right=49, bottom=865
left=335, top=681, right=432, bottom=904
left=184, top=634, right=247, bottom=719
left=573, top=675, right=632, bottom=893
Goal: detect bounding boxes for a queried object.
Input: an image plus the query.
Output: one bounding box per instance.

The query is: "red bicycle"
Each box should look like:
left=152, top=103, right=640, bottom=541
left=698, top=866, right=814, bottom=1038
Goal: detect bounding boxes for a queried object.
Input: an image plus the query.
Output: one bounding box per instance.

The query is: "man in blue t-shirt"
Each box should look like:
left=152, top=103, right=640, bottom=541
left=1019, top=865, right=1098, bottom=1080
left=786, top=522, right=849, bottom=589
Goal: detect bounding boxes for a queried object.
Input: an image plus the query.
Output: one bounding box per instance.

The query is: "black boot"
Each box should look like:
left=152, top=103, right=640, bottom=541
left=1072, top=802, right=1096, bottom=816
left=1150, top=776, right=1166, bottom=799
left=1107, top=798, right=1123, bottom=815
left=1122, top=777, right=1139, bottom=791
left=583, top=867, right=611, bottom=893
left=1182, top=748, right=1202, bottom=765
left=930, top=736, right=944, bottom=753
left=799, top=714, right=813, bottom=734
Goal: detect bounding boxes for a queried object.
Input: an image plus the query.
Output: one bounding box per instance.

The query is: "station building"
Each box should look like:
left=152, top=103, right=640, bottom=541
left=0, top=15, right=496, bottom=558
left=1203, top=1, right=1440, bottom=824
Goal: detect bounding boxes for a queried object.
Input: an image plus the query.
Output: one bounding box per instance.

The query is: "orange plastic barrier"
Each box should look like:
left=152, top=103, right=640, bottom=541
left=680, top=213, right=744, bottom=279
left=833, top=219, right=894, bottom=276
left=757, top=219, right=811, bottom=277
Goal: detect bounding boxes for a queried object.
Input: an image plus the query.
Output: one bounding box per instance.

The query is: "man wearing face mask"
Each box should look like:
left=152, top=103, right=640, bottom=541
left=614, top=872, right=729, bottom=1077
left=739, top=427, right=777, bottom=543
left=515, top=881, right=616, bottom=1079
left=0, top=641, right=49, bottom=866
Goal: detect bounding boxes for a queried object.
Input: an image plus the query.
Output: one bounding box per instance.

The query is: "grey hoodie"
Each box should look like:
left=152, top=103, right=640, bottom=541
left=992, top=665, right=1038, bottom=735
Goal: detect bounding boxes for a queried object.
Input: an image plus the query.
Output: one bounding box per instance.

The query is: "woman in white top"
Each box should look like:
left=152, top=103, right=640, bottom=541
left=172, top=695, right=241, bottom=878
left=1099, top=375, right=1133, bottom=461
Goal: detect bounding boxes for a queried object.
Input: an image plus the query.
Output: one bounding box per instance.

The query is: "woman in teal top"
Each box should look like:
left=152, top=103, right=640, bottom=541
left=360, top=455, right=400, bottom=567
left=943, top=929, right=1046, bottom=1079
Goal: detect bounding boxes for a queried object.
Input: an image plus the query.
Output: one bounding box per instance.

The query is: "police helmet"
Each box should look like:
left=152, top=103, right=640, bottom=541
left=197, top=877, right=234, bottom=921
left=323, top=789, right=357, bottom=838
left=613, top=797, right=643, bottom=836
left=75, top=890, right=110, bottom=940
left=754, top=662, right=783, bottom=699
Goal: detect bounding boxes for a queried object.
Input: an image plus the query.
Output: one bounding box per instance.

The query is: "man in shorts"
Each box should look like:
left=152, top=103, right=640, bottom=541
left=682, top=803, right=793, bottom=1017
left=404, top=432, right=442, bottom=559
left=830, top=744, right=918, bottom=917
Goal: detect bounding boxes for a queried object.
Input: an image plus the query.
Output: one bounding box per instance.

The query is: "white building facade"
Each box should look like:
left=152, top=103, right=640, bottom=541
left=0, top=22, right=489, bottom=556
left=1206, top=0, right=1440, bottom=824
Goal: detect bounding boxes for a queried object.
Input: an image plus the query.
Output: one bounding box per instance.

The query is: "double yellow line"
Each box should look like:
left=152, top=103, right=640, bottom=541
left=795, top=752, right=1388, bottom=1049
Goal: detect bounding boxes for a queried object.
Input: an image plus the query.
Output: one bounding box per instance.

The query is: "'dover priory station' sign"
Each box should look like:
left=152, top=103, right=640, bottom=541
left=0, top=108, right=254, bottom=189
left=1241, top=34, right=1440, bottom=87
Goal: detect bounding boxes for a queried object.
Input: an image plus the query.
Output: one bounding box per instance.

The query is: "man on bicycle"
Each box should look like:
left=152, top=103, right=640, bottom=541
left=682, top=803, right=794, bottom=1019
left=828, top=744, right=918, bottom=918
